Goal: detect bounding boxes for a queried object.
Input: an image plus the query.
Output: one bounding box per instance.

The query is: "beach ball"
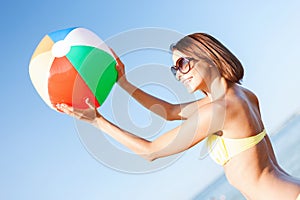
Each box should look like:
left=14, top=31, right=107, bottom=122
left=29, top=27, right=117, bottom=112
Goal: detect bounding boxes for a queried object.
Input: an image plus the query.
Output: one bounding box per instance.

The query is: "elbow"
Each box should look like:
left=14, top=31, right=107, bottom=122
left=166, top=104, right=186, bottom=121
left=166, top=115, right=186, bottom=121
left=139, top=153, right=156, bottom=162
left=141, top=143, right=159, bottom=162
left=142, top=151, right=158, bottom=162
left=145, top=156, right=156, bottom=162
left=165, top=114, right=178, bottom=121
left=166, top=104, right=178, bottom=121
left=166, top=113, right=185, bottom=121
left=151, top=103, right=181, bottom=121
left=147, top=154, right=159, bottom=162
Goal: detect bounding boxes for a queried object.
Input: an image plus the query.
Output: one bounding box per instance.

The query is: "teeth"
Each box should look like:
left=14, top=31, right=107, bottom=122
left=182, top=77, right=192, bottom=84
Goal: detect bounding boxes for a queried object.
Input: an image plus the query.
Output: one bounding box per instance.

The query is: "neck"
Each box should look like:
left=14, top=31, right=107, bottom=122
left=204, top=77, right=229, bottom=101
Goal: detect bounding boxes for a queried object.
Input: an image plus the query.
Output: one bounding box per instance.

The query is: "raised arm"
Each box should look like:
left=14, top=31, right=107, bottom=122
left=112, top=49, right=210, bottom=121
left=57, top=100, right=224, bottom=161
left=118, top=78, right=177, bottom=120
left=118, top=79, right=211, bottom=121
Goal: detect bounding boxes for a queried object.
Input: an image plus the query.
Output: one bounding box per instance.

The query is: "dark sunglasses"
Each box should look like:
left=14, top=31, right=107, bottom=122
left=170, top=57, right=194, bottom=76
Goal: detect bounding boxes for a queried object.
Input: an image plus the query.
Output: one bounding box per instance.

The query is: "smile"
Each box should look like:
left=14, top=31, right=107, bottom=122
left=181, top=77, right=193, bottom=85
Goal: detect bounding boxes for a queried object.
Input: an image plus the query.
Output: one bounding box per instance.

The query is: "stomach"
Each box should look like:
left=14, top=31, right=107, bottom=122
left=223, top=140, right=300, bottom=200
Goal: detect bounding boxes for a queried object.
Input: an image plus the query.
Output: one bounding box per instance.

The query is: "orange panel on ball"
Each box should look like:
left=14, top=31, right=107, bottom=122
left=48, top=56, right=100, bottom=110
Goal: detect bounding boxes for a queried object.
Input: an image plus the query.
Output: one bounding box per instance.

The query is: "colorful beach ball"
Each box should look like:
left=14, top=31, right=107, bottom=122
left=29, top=27, right=117, bottom=112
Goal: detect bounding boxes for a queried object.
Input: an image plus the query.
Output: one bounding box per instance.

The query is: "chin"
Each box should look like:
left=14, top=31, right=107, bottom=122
left=185, top=84, right=196, bottom=93
left=183, top=78, right=198, bottom=93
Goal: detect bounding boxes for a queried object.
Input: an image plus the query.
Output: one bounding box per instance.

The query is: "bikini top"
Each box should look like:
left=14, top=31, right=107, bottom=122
left=206, top=129, right=266, bottom=166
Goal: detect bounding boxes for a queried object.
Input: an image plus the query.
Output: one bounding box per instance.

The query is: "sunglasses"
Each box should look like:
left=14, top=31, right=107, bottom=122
left=170, top=57, right=194, bottom=76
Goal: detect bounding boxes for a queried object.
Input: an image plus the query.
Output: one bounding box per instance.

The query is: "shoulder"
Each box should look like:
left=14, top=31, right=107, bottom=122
left=193, top=98, right=226, bottom=117
left=176, top=96, right=211, bottom=119
left=197, top=100, right=227, bottom=127
left=241, top=86, right=259, bottom=104
left=222, top=85, right=263, bottom=132
left=182, top=101, right=226, bottom=136
left=225, top=85, right=259, bottom=109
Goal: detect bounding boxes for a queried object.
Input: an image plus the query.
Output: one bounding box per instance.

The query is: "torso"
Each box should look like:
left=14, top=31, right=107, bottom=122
left=210, top=84, right=300, bottom=200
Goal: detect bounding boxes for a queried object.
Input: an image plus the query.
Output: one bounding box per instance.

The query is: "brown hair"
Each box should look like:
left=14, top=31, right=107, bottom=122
left=171, top=33, right=244, bottom=84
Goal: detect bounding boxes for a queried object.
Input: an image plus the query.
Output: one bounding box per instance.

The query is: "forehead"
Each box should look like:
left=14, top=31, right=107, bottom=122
left=172, top=50, right=188, bottom=64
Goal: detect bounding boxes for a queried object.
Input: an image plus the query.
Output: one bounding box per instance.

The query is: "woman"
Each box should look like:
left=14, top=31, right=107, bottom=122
left=57, top=33, right=300, bottom=200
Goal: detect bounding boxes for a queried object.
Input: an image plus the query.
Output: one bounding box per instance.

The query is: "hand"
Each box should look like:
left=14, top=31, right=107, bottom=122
left=110, top=48, right=127, bottom=85
left=56, top=98, right=101, bottom=126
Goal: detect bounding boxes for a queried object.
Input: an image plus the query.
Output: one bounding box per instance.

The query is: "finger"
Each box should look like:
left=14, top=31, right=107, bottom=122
left=61, top=104, right=88, bottom=114
left=85, top=98, right=96, bottom=110
left=61, top=105, right=88, bottom=120
left=57, top=103, right=72, bottom=110
left=109, top=48, right=124, bottom=66
left=59, top=106, right=77, bottom=117
left=58, top=104, right=74, bottom=114
left=56, top=103, right=69, bottom=112
left=109, top=48, right=119, bottom=59
left=56, top=104, right=95, bottom=123
left=58, top=104, right=81, bottom=118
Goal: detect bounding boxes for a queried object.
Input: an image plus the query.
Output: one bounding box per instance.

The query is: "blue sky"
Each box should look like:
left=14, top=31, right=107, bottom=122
left=1, top=0, right=300, bottom=199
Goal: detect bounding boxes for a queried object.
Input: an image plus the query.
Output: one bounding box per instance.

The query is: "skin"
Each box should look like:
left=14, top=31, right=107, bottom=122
left=57, top=49, right=300, bottom=200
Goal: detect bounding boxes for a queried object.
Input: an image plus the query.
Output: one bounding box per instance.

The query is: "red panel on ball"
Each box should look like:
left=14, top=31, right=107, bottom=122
left=48, top=56, right=100, bottom=111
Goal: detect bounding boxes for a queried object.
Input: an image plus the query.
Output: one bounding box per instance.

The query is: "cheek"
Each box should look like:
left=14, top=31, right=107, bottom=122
left=191, top=70, right=204, bottom=83
left=194, top=66, right=211, bottom=80
left=188, top=74, right=200, bottom=90
left=190, top=69, right=209, bottom=88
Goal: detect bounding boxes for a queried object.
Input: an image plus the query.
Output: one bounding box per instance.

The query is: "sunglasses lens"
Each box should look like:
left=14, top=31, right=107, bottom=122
left=171, top=67, right=177, bottom=76
left=171, top=57, right=191, bottom=77
left=178, top=58, right=190, bottom=73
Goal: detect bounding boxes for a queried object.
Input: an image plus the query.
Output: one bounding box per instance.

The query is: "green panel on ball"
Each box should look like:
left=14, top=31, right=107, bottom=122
left=66, top=46, right=117, bottom=105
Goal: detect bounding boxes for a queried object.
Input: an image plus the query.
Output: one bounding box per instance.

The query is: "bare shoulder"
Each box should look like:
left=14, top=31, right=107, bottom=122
left=187, top=100, right=226, bottom=135
left=175, top=96, right=211, bottom=119
left=224, top=85, right=261, bottom=114
left=223, top=85, right=264, bottom=136
left=240, top=86, right=259, bottom=105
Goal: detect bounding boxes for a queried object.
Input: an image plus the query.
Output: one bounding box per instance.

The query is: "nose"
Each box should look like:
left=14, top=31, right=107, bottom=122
left=175, top=70, right=183, bottom=81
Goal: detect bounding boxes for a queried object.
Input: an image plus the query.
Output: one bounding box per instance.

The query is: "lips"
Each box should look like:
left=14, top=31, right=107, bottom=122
left=181, top=76, right=193, bottom=85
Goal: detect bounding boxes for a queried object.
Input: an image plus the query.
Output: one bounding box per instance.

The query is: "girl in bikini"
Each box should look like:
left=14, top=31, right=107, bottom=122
left=57, top=33, right=300, bottom=200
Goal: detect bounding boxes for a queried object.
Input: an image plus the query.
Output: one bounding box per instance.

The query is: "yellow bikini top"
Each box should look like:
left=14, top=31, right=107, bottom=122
left=206, top=129, right=266, bottom=166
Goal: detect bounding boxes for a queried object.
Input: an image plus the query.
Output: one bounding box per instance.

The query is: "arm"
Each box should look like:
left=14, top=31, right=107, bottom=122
left=118, top=79, right=210, bottom=121
left=118, top=79, right=178, bottom=120
left=58, top=100, right=224, bottom=161
left=112, top=49, right=210, bottom=121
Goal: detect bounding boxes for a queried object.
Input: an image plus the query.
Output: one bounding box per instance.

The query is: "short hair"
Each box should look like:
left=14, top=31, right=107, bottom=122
left=171, top=33, right=244, bottom=84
